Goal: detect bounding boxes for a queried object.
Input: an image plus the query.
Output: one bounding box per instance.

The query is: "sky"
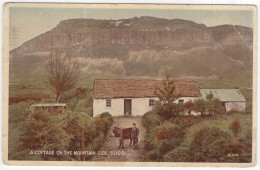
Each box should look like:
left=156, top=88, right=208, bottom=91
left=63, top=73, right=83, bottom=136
left=9, top=6, right=254, bottom=50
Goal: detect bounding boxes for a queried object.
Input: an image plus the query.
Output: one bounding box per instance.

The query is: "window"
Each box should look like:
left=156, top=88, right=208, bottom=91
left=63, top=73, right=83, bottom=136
left=149, top=99, right=155, bottom=107
left=106, top=99, right=111, bottom=107
left=178, top=99, right=184, bottom=104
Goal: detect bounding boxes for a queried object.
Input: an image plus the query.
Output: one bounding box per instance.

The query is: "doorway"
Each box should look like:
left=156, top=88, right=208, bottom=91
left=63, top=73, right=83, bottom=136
left=124, top=99, right=132, bottom=116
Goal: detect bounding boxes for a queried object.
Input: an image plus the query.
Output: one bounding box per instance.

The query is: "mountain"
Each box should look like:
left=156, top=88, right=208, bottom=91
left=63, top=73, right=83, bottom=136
left=10, top=16, right=253, bottom=87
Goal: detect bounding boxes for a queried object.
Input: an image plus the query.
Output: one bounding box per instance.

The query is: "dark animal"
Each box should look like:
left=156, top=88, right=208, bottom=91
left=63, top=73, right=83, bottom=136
left=113, top=127, right=134, bottom=146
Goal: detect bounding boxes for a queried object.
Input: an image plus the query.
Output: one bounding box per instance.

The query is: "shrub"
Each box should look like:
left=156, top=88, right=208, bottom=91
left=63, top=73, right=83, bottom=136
left=193, top=99, right=207, bottom=116
left=142, top=111, right=163, bottom=129
left=169, top=115, right=198, bottom=129
left=207, top=98, right=225, bottom=115
left=230, top=119, right=241, bottom=136
left=153, top=122, right=183, bottom=140
left=100, top=112, right=113, bottom=126
left=190, top=127, right=234, bottom=162
left=68, top=112, right=113, bottom=161
left=154, top=102, right=183, bottom=120
left=94, top=112, right=113, bottom=132
left=163, top=146, right=192, bottom=162
left=20, top=109, right=73, bottom=160
left=144, top=121, right=185, bottom=161
left=189, top=126, right=252, bottom=163
left=76, top=87, right=87, bottom=99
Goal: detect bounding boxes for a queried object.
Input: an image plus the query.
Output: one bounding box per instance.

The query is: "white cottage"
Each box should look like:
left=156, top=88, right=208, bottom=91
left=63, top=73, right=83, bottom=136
left=200, top=89, right=246, bottom=112
left=93, top=79, right=201, bottom=116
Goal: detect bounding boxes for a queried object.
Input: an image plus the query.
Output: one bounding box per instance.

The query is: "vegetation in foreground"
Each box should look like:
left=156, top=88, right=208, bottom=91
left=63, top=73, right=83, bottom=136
left=142, top=107, right=252, bottom=163
left=8, top=87, right=113, bottom=161
left=142, top=78, right=252, bottom=163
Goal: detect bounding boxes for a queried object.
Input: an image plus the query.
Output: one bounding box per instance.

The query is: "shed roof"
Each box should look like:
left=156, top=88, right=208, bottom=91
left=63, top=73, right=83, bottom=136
left=200, top=89, right=246, bottom=102
left=30, top=103, right=67, bottom=107
left=93, top=79, right=200, bottom=99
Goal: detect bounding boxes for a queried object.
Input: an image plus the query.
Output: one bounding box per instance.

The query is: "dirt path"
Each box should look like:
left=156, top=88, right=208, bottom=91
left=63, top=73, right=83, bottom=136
left=90, top=116, right=146, bottom=162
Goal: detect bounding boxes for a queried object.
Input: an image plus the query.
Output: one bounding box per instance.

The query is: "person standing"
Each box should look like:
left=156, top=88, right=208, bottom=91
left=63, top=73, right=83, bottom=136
left=131, top=123, right=139, bottom=147
left=118, top=126, right=124, bottom=149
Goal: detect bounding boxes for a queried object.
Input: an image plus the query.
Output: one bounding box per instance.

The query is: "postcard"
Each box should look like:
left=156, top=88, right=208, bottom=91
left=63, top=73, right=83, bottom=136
left=2, top=3, right=257, bottom=167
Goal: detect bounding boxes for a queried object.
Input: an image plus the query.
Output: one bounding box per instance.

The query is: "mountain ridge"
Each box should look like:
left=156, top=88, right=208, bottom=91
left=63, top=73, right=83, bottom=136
left=9, top=16, right=253, bottom=88
left=10, top=16, right=252, bottom=55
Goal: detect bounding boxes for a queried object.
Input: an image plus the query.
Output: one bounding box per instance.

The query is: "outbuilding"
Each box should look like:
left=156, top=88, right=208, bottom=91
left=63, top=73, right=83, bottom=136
left=200, top=89, right=246, bottom=112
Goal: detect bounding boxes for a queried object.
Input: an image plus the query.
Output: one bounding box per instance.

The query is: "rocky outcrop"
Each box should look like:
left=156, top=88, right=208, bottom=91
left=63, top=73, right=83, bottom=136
left=10, top=17, right=253, bottom=56
left=12, top=30, right=214, bottom=55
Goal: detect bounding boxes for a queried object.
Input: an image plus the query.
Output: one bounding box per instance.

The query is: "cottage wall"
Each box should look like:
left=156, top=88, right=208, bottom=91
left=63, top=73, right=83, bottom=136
left=93, top=98, right=124, bottom=116
left=132, top=97, right=157, bottom=116
left=93, top=97, right=158, bottom=116
left=93, top=97, right=199, bottom=117
left=225, top=102, right=246, bottom=112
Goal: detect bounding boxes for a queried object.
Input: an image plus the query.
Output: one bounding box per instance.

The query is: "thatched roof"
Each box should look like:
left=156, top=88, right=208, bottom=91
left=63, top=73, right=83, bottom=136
left=94, top=79, right=200, bottom=99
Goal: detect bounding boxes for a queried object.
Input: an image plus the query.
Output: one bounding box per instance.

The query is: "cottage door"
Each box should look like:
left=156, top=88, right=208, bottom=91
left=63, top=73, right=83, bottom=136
left=124, top=99, right=132, bottom=116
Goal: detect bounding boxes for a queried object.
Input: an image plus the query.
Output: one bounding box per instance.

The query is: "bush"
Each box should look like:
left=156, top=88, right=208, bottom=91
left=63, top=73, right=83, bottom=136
left=169, top=115, right=198, bottom=129
left=190, top=127, right=234, bottom=162
left=154, top=102, right=183, bottom=120
left=100, top=112, right=113, bottom=126
left=144, top=121, right=185, bottom=161
left=94, top=112, right=113, bottom=132
left=142, top=111, right=163, bottom=129
left=163, top=146, right=192, bottom=162
left=20, top=109, right=73, bottom=160
left=153, top=122, right=183, bottom=140
left=230, top=119, right=241, bottom=136
left=193, top=99, right=207, bottom=116
left=207, top=98, right=226, bottom=115
left=68, top=112, right=113, bottom=161
left=188, top=126, right=252, bottom=163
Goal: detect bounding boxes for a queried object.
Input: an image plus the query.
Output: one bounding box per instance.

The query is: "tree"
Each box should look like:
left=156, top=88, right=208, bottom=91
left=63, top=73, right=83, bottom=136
left=154, top=74, right=181, bottom=120
left=43, top=50, right=80, bottom=103
left=155, top=74, right=179, bottom=104
left=20, top=109, right=73, bottom=160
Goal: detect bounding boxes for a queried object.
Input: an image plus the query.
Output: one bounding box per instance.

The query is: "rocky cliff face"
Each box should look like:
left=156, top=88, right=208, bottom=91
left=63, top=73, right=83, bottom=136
left=13, top=30, right=214, bottom=54
left=10, top=16, right=253, bottom=56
